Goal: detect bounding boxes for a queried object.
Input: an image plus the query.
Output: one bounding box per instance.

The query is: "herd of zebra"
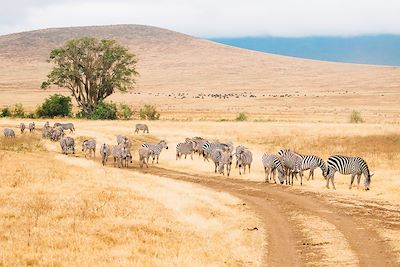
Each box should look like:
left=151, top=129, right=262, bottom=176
left=2, top=122, right=373, bottom=190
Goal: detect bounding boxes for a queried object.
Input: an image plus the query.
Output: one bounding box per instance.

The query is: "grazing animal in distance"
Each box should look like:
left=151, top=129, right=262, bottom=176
left=135, top=123, right=149, bottom=134
left=100, top=143, right=111, bottom=166
left=60, top=136, right=75, bottom=155
left=54, top=122, right=75, bottom=133
left=19, top=123, right=26, bottom=133
left=237, top=148, right=253, bottom=175
left=141, top=140, right=168, bottom=164
left=139, top=147, right=154, bottom=168
left=325, top=155, right=373, bottom=190
left=28, top=122, right=35, bottom=133
left=82, top=139, right=96, bottom=158
left=3, top=128, right=15, bottom=138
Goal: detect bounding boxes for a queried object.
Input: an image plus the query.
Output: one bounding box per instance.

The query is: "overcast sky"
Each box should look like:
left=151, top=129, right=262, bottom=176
left=1, top=0, right=400, bottom=37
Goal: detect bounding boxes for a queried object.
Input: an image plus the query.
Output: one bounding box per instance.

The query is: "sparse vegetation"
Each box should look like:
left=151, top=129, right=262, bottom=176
left=118, top=103, right=134, bottom=120
left=41, top=37, right=138, bottom=117
left=350, top=110, right=365, bottom=123
left=36, top=94, right=72, bottom=118
left=139, top=104, right=160, bottom=120
left=12, top=103, right=25, bottom=118
left=0, top=106, right=11, bottom=117
left=236, top=112, right=248, bottom=121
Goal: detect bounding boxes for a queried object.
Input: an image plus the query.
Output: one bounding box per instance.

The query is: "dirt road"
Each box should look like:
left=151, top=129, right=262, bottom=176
left=138, top=165, right=400, bottom=267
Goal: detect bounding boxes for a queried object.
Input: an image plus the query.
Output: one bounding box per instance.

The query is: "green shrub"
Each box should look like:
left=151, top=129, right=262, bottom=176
left=0, top=106, right=11, bottom=117
left=36, top=94, right=72, bottom=118
left=139, top=104, right=160, bottom=120
left=235, top=112, right=248, bottom=121
left=89, top=102, right=117, bottom=120
left=118, top=103, right=134, bottom=120
left=350, top=110, right=365, bottom=123
left=12, top=103, right=25, bottom=118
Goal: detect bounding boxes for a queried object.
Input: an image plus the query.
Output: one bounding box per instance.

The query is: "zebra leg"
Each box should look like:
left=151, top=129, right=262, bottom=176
left=356, top=173, right=362, bottom=189
left=191, top=152, right=193, bottom=160
left=249, top=164, right=251, bottom=174
left=331, top=176, right=336, bottom=190
left=349, top=174, right=356, bottom=189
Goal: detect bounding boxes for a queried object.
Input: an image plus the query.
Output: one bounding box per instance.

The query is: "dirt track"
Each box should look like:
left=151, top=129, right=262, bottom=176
left=138, top=165, right=400, bottom=267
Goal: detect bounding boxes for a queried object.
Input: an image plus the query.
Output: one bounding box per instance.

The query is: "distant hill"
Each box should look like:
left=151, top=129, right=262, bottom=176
left=211, top=35, right=400, bottom=66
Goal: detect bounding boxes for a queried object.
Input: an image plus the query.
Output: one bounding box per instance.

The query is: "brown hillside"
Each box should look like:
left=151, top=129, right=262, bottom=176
left=0, top=24, right=399, bottom=121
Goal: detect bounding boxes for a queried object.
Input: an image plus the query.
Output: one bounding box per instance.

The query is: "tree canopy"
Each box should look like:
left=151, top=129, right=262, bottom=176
left=41, top=37, right=138, bottom=115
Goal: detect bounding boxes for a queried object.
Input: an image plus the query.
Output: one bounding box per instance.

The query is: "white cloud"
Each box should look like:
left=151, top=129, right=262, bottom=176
left=1, top=0, right=400, bottom=37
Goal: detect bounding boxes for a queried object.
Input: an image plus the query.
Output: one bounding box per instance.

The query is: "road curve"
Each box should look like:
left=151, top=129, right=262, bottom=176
left=139, top=165, right=400, bottom=267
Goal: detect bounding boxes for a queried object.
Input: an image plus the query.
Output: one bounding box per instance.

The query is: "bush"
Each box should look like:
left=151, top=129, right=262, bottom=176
left=350, top=110, right=365, bottom=123
left=139, top=104, right=160, bottom=120
left=89, top=102, right=117, bottom=120
left=36, top=94, right=72, bottom=118
left=235, top=112, right=248, bottom=121
left=0, top=106, right=11, bottom=117
left=12, top=103, right=25, bottom=118
left=118, top=103, right=134, bottom=120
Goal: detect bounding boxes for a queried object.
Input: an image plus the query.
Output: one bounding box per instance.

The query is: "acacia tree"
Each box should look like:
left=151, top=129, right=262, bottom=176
left=41, top=37, right=138, bottom=115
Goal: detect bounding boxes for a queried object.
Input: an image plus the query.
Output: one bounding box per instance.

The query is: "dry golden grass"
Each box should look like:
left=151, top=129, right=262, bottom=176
left=0, top=126, right=264, bottom=266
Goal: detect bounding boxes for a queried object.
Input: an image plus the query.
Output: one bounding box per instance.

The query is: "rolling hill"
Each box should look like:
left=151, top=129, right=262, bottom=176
left=0, top=24, right=399, bottom=121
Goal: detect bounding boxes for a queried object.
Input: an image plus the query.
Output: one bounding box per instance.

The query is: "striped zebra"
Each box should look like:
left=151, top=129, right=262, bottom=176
left=60, top=137, right=75, bottom=155
left=192, top=137, right=209, bottom=157
left=141, top=140, right=168, bottom=164
left=19, top=123, right=26, bottom=133
left=301, top=155, right=327, bottom=180
left=202, top=142, right=232, bottom=161
left=111, top=144, right=128, bottom=168
left=325, top=155, right=373, bottom=190
left=235, top=145, right=247, bottom=168
left=122, top=147, right=133, bottom=167
left=3, top=128, right=15, bottom=138
left=54, top=123, right=75, bottom=133
left=138, top=147, right=153, bottom=168
left=262, top=154, right=285, bottom=184
left=82, top=139, right=96, bottom=158
left=135, top=123, right=149, bottom=134
left=176, top=140, right=195, bottom=160
left=116, top=135, right=132, bottom=148
left=100, top=143, right=111, bottom=166
left=210, top=149, right=233, bottom=176
left=236, top=148, right=253, bottom=175
left=278, top=149, right=304, bottom=185
left=29, top=122, right=35, bottom=133
left=51, top=127, right=64, bottom=141
left=44, top=121, right=50, bottom=129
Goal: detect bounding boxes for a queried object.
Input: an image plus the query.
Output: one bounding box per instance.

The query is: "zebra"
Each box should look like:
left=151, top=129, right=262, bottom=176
left=135, top=123, right=149, bottom=134
left=111, top=144, right=127, bottom=168
left=54, top=123, right=75, bottom=133
left=301, top=155, right=327, bottom=180
left=237, top=148, right=253, bottom=175
left=138, top=147, right=154, bottom=168
left=44, top=121, right=50, bottom=129
left=20, top=123, right=26, bottom=133
left=325, top=155, right=373, bottom=190
left=122, top=147, right=133, bottom=167
left=100, top=143, right=111, bottom=166
left=235, top=145, right=247, bottom=168
left=210, top=149, right=233, bottom=176
left=141, top=140, right=168, bottom=164
left=278, top=149, right=304, bottom=185
left=51, top=127, right=64, bottom=141
left=202, top=142, right=231, bottom=161
left=29, top=122, right=35, bottom=133
left=82, top=139, right=96, bottom=158
left=262, top=154, right=285, bottom=184
left=176, top=140, right=195, bottom=160
left=192, top=137, right=209, bottom=157
left=3, top=128, right=15, bottom=138
left=60, top=136, right=75, bottom=155
left=116, top=135, right=132, bottom=148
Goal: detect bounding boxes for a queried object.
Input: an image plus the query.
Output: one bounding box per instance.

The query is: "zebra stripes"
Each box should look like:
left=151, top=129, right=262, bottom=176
left=82, top=139, right=96, bottom=158
left=236, top=148, right=253, bottom=175
left=325, top=155, right=373, bottom=190
left=28, top=122, right=35, bottom=133
left=141, top=140, right=168, bottom=164
left=278, top=149, right=304, bottom=185
left=100, top=143, right=111, bottom=166
left=176, top=140, right=195, bottom=160
left=262, top=154, right=285, bottom=184
left=3, top=128, right=15, bottom=138
left=60, top=137, right=75, bottom=155
left=135, top=123, right=149, bottom=134
left=210, top=148, right=232, bottom=176
left=20, top=123, right=26, bottom=133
